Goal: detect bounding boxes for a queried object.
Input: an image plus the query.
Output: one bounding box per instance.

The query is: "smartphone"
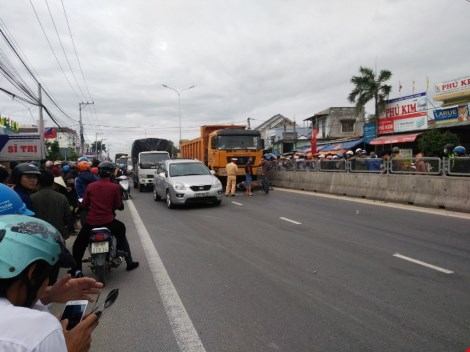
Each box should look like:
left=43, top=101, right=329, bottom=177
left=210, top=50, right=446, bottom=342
left=60, top=300, right=88, bottom=330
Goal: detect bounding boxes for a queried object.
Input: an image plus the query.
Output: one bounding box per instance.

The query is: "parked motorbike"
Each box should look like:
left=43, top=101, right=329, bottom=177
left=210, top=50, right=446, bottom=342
left=117, top=175, right=131, bottom=200
left=84, top=227, right=126, bottom=285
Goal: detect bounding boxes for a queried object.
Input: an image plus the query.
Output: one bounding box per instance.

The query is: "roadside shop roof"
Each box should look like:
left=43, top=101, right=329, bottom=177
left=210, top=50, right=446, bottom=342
left=318, top=139, right=363, bottom=152
left=368, top=132, right=422, bottom=145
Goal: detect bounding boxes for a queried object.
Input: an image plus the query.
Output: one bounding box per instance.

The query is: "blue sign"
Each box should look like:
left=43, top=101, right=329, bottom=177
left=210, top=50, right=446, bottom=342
left=363, top=123, right=376, bottom=143
left=433, top=106, right=458, bottom=121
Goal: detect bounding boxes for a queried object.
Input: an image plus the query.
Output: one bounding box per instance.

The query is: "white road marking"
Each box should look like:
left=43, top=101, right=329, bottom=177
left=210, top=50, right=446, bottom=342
left=393, top=253, right=454, bottom=274
left=128, top=200, right=207, bottom=352
left=277, top=188, right=470, bottom=220
left=280, top=217, right=302, bottom=225
left=232, top=201, right=243, bottom=205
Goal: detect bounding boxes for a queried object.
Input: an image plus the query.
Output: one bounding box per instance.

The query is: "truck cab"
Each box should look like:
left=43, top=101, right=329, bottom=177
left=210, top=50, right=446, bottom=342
left=134, top=151, right=170, bottom=192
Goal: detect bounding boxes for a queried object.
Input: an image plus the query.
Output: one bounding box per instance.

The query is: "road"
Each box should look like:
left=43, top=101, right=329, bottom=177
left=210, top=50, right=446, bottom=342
left=63, top=187, right=470, bottom=352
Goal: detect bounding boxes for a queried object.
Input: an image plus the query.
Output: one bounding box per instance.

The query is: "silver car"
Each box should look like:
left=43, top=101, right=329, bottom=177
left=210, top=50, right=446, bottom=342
left=153, top=159, right=223, bottom=208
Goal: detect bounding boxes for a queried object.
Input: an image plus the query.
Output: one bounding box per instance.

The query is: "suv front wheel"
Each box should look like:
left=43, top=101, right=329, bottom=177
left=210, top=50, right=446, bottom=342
left=166, top=190, right=175, bottom=209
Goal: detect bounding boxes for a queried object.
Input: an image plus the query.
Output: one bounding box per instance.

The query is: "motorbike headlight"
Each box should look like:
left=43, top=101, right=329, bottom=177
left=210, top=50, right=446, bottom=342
left=173, top=182, right=186, bottom=190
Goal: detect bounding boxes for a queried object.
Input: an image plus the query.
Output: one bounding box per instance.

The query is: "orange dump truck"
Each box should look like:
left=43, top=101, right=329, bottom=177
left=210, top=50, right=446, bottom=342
left=180, top=125, right=264, bottom=178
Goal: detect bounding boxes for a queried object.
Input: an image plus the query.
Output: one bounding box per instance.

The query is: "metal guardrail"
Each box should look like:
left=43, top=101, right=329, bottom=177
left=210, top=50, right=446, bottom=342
left=271, top=157, right=470, bottom=176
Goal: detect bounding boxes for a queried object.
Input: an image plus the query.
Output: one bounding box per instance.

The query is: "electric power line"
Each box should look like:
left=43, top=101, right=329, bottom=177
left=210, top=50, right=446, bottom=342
left=60, top=0, right=94, bottom=102
left=29, top=0, right=81, bottom=99
left=44, top=0, right=87, bottom=100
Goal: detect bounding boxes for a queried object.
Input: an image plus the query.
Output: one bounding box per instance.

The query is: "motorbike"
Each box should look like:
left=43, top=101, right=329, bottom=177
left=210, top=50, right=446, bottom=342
left=84, top=227, right=126, bottom=285
left=117, top=175, right=131, bottom=200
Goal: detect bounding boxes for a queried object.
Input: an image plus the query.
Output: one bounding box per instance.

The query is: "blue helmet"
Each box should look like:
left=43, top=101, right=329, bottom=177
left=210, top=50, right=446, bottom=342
left=0, top=183, right=35, bottom=216
left=78, top=156, right=89, bottom=162
left=62, top=164, right=70, bottom=172
left=0, top=215, right=75, bottom=278
left=453, top=146, right=466, bottom=156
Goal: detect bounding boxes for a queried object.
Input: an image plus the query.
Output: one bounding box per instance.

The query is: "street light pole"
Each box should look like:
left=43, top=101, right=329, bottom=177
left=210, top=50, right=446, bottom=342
left=162, top=84, right=195, bottom=144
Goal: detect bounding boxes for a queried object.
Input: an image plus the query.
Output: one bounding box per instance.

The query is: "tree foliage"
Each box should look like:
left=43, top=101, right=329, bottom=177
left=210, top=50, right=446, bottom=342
left=91, top=140, right=106, bottom=153
left=348, top=66, right=392, bottom=120
left=417, top=129, right=460, bottom=157
left=45, top=140, right=61, bottom=161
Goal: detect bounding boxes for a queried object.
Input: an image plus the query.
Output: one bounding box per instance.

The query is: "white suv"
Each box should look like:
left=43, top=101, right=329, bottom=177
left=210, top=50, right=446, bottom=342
left=152, top=159, right=223, bottom=208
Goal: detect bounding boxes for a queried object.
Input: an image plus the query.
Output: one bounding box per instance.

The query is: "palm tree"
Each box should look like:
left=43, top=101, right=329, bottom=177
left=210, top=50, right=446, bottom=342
left=348, top=66, right=392, bottom=122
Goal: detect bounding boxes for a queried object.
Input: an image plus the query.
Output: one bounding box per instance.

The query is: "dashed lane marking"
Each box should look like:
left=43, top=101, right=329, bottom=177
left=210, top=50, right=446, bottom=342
left=280, top=217, right=302, bottom=225
left=393, top=253, right=454, bottom=274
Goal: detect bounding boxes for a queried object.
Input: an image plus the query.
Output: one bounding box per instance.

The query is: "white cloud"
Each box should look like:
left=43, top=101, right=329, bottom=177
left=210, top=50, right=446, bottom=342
left=0, top=0, right=468, bottom=156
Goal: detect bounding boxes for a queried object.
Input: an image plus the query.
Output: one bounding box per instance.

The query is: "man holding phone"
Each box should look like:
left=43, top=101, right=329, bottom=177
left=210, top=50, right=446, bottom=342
left=0, top=215, right=99, bottom=352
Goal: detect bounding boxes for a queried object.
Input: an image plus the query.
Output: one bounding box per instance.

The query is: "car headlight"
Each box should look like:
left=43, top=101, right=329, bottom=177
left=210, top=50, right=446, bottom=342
left=213, top=179, right=222, bottom=188
left=173, top=182, right=186, bottom=190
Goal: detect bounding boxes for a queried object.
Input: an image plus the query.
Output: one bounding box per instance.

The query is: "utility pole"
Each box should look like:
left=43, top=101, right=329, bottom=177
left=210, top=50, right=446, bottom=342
left=247, top=117, right=252, bottom=130
left=95, top=132, right=103, bottom=158
left=38, top=83, right=46, bottom=159
left=79, top=101, right=94, bottom=156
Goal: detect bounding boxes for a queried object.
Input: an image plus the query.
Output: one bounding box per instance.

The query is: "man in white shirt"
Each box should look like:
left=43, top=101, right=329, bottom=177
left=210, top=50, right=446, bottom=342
left=0, top=214, right=99, bottom=352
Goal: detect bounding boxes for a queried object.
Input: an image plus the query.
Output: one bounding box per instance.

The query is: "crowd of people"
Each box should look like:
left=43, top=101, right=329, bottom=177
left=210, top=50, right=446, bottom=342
left=273, top=144, right=469, bottom=174
left=0, top=157, right=138, bottom=351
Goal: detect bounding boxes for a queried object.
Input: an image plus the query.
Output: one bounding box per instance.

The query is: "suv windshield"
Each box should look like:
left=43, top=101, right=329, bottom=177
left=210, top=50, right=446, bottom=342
left=169, top=162, right=211, bottom=177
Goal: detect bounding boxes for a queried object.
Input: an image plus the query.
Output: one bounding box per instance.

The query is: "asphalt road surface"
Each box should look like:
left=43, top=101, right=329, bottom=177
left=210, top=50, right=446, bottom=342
left=60, top=186, right=470, bottom=352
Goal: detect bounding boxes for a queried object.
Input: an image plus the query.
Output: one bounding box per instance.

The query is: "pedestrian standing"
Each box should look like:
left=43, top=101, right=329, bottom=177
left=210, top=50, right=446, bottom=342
left=245, top=157, right=254, bottom=196
left=225, top=158, right=238, bottom=196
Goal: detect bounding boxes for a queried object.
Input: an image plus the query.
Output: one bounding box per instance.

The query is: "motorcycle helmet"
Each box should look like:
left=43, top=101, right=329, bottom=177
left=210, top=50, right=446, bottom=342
left=77, top=161, right=91, bottom=172
left=0, top=215, right=75, bottom=279
left=0, top=183, right=35, bottom=216
left=98, top=161, right=116, bottom=177
left=62, top=164, right=70, bottom=173
left=10, top=162, right=41, bottom=185
left=453, top=146, right=466, bottom=156
left=443, top=143, right=454, bottom=155
left=78, top=156, right=89, bottom=162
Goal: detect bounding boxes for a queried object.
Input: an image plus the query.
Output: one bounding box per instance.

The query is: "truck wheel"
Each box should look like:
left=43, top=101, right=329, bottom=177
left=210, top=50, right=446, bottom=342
left=153, top=186, right=161, bottom=201
left=166, top=190, right=174, bottom=209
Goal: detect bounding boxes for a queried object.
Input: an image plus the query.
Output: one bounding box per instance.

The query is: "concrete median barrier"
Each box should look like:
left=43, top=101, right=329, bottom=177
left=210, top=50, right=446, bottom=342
left=270, top=171, right=470, bottom=213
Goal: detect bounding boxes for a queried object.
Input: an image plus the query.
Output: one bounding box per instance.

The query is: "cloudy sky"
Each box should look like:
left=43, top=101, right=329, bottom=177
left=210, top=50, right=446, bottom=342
left=0, top=0, right=468, bottom=157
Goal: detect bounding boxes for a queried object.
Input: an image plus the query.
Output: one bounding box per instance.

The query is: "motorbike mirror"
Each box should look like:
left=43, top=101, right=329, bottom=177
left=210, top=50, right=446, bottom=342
left=91, top=288, right=119, bottom=319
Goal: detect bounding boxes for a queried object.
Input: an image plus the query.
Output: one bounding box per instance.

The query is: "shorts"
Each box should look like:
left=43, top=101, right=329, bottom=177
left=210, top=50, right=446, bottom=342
left=245, top=174, right=252, bottom=186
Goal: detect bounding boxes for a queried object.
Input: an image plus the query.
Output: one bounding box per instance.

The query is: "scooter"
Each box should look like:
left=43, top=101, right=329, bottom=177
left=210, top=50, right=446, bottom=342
left=85, top=227, right=126, bottom=286
left=117, top=175, right=131, bottom=200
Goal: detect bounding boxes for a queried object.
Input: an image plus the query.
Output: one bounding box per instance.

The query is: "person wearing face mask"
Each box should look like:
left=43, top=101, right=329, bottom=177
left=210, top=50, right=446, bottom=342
left=442, top=143, right=455, bottom=159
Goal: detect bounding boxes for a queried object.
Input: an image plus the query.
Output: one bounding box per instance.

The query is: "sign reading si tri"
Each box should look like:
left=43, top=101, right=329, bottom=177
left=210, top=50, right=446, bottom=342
left=0, top=135, right=45, bottom=161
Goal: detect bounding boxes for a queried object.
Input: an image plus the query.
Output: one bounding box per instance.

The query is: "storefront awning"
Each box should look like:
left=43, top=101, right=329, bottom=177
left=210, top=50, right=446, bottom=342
left=318, top=139, right=364, bottom=152
left=368, top=132, right=422, bottom=145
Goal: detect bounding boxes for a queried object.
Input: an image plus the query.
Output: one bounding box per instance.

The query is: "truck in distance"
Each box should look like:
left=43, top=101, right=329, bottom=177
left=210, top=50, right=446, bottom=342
left=180, top=125, right=264, bottom=179
left=131, top=138, right=173, bottom=192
